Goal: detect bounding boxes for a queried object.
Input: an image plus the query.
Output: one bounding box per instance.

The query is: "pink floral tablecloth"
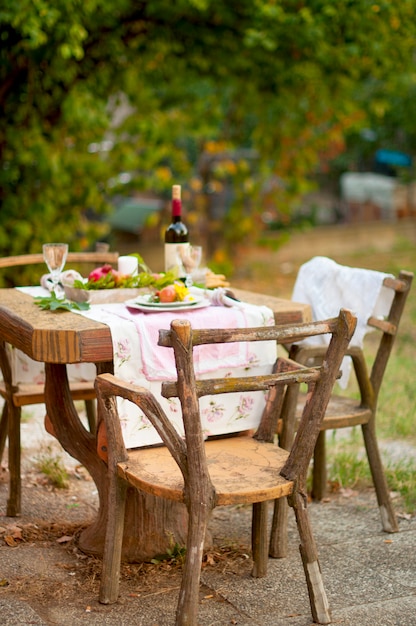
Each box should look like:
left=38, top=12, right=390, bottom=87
left=12, top=288, right=277, bottom=449
left=80, top=300, right=276, bottom=448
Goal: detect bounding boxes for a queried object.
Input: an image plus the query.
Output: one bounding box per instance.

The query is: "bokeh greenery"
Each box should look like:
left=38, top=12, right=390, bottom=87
left=2, top=1, right=416, bottom=269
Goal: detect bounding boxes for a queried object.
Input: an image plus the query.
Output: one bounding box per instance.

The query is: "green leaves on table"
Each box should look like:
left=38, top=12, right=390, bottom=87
left=34, top=292, right=90, bottom=312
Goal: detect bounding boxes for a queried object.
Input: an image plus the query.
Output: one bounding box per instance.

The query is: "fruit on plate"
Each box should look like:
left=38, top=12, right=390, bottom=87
left=157, top=285, right=177, bottom=303
left=155, top=282, right=191, bottom=303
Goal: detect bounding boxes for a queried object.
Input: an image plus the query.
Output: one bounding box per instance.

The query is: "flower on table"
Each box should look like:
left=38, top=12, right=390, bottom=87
left=202, top=400, right=226, bottom=424
left=227, top=394, right=255, bottom=423
left=114, top=338, right=131, bottom=366
left=167, top=398, right=181, bottom=415
left=244, top=351, right=262, bottom=370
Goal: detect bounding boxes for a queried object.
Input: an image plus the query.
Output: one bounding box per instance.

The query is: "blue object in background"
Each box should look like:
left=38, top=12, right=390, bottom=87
left=375, top=149, right=412, bottom=167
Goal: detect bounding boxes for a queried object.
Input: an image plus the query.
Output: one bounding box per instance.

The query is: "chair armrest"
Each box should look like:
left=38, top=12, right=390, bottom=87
left=95, top=374, right=187, bottom=474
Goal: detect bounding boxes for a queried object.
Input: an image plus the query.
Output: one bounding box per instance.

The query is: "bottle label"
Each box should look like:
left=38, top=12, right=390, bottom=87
left=164, top=242, right=189, bottom=274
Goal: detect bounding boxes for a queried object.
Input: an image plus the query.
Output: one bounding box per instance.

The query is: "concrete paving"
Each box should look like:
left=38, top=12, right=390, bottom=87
left=1, top=478, right=415, bottom=625
left=1, top=405, right=415, bottom=625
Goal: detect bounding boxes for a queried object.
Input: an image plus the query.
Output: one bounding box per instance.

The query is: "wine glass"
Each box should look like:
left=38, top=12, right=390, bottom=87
left=177, top=245, right=202, bottom=288
left=42, top=243, right=68, bottom=298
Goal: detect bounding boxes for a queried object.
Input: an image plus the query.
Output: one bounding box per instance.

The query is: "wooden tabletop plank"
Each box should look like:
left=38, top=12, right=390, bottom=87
left=231, top=288, right=311, bottom=324
left=0, top=289, right=113, bottom=363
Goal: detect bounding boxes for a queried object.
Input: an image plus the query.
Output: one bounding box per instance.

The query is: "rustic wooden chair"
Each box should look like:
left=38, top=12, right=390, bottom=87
left=95, top=309, right=356, bottom=625
left=269, top=268, right=413, bottom=560
left=0, top=249, right=119, bottom=516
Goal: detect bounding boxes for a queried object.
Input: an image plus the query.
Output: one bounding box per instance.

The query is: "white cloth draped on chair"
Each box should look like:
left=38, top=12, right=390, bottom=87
left=292, top=256, right=394, bottom=387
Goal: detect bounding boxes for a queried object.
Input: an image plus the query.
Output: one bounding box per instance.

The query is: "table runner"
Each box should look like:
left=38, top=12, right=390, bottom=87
left=80, top=299, right=276, bottom=448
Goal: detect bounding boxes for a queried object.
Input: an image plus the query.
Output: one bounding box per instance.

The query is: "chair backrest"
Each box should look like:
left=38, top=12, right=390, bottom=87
left=292, top=256, right=398, bottom=348
left=0, top=251, right=119, bottom=269
left=366, top=270, right=413, bottom=399
left=291, top=258, right=413, bottom=390
left=299, top=269, right=412, bottom=400
left=157, top=309, right=357, bottom=484
left=95, top=311, right=356, bottom=470
left=0, top=250, right=119, bottom=287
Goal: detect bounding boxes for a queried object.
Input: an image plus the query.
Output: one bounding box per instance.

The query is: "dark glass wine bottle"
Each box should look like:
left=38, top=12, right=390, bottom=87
left=164, top=184, right=189, bottom=273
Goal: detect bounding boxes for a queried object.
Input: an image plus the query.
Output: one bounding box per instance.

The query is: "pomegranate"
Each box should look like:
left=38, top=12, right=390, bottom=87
left=88, top=264, right=113, bottom=282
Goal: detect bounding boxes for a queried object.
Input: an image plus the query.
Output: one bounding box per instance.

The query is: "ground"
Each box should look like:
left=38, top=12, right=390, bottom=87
left=0, top=218, right=415, bottom=624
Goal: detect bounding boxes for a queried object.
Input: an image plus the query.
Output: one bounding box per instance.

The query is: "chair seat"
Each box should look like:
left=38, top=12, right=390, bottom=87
left=118, top=436, right=293, bottom=506
left=296, top=393, right=372, bottom=430
left=0, top=381, right=96, bottom=407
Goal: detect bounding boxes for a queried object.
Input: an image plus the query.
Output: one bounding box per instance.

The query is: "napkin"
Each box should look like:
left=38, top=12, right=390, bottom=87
left=190, top=286, right=242, bottom=307
left=40, top=270, right=85, bottom=295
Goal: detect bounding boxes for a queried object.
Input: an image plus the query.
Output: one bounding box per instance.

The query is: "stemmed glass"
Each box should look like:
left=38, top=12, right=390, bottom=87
left=42, top=243, right=68, bottom=298
left=177, top=245, right=202, bottom=288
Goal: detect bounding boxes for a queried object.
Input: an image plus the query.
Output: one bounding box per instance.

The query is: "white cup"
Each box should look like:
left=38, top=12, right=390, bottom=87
left=118, top=255, right=138, bottom=276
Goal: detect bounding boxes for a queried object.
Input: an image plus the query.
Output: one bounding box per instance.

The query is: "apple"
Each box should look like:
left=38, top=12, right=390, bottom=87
left=157, top=285, right=177, bottom=303
left=110, top=269, right=124, bottom=285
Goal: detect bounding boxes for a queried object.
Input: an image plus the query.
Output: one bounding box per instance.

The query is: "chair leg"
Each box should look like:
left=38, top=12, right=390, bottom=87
left=251, top=501, right=268, bottom=577
left=84, top=399, right=97, bottom=433
left=176, top=500, right=211, bottom=626
left=268, top=383, right=299, bottom=559
left=269, top=497, right=289, bottom=558
left=0, top=402, right=8, bottom=464
left=361, top=421, right=398, bottom=533
left=99, top=475, right=128, bottom=604
left=311, top=431, right=327, bottom=501
left=7, top=403, right=22, bottom=517
left=290, top=490, right=331, bottom=624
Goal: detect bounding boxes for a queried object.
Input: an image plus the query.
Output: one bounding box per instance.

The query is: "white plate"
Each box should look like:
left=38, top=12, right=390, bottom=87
left=134, top=293, right=205, bottom=308
left=125, top=296, right=211, bottom=313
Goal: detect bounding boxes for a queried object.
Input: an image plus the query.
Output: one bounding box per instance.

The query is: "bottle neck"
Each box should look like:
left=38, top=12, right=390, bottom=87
left=172, top=198, right=182, bottom=218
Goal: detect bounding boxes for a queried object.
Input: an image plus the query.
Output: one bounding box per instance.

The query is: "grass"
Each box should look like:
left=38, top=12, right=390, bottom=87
left=232, top=220, right=416, bottom=513
left=35, top=447, right=69, bottom=489
left=385, top=461, right=416, bottom=513
left=321, top=427, right=416, bottom=512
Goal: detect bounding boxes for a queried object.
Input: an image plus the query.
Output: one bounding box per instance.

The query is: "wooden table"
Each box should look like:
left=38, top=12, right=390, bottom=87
left=0, top=288, right=311, bottom=561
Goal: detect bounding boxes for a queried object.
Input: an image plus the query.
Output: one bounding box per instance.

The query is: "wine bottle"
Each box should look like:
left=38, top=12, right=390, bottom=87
left=164, top=184, right=189, bottom=274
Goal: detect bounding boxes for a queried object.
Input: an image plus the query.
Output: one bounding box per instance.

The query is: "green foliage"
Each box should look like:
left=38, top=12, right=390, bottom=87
left=33, top=292, right=91, bottom=311
left=1, top=1, right=416, bottom=259
left=150, top=541, right=186, bottom=565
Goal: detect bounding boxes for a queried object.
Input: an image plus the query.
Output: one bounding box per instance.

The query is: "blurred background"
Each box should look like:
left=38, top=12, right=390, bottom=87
left=1, top=1, right=416, bottom=283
